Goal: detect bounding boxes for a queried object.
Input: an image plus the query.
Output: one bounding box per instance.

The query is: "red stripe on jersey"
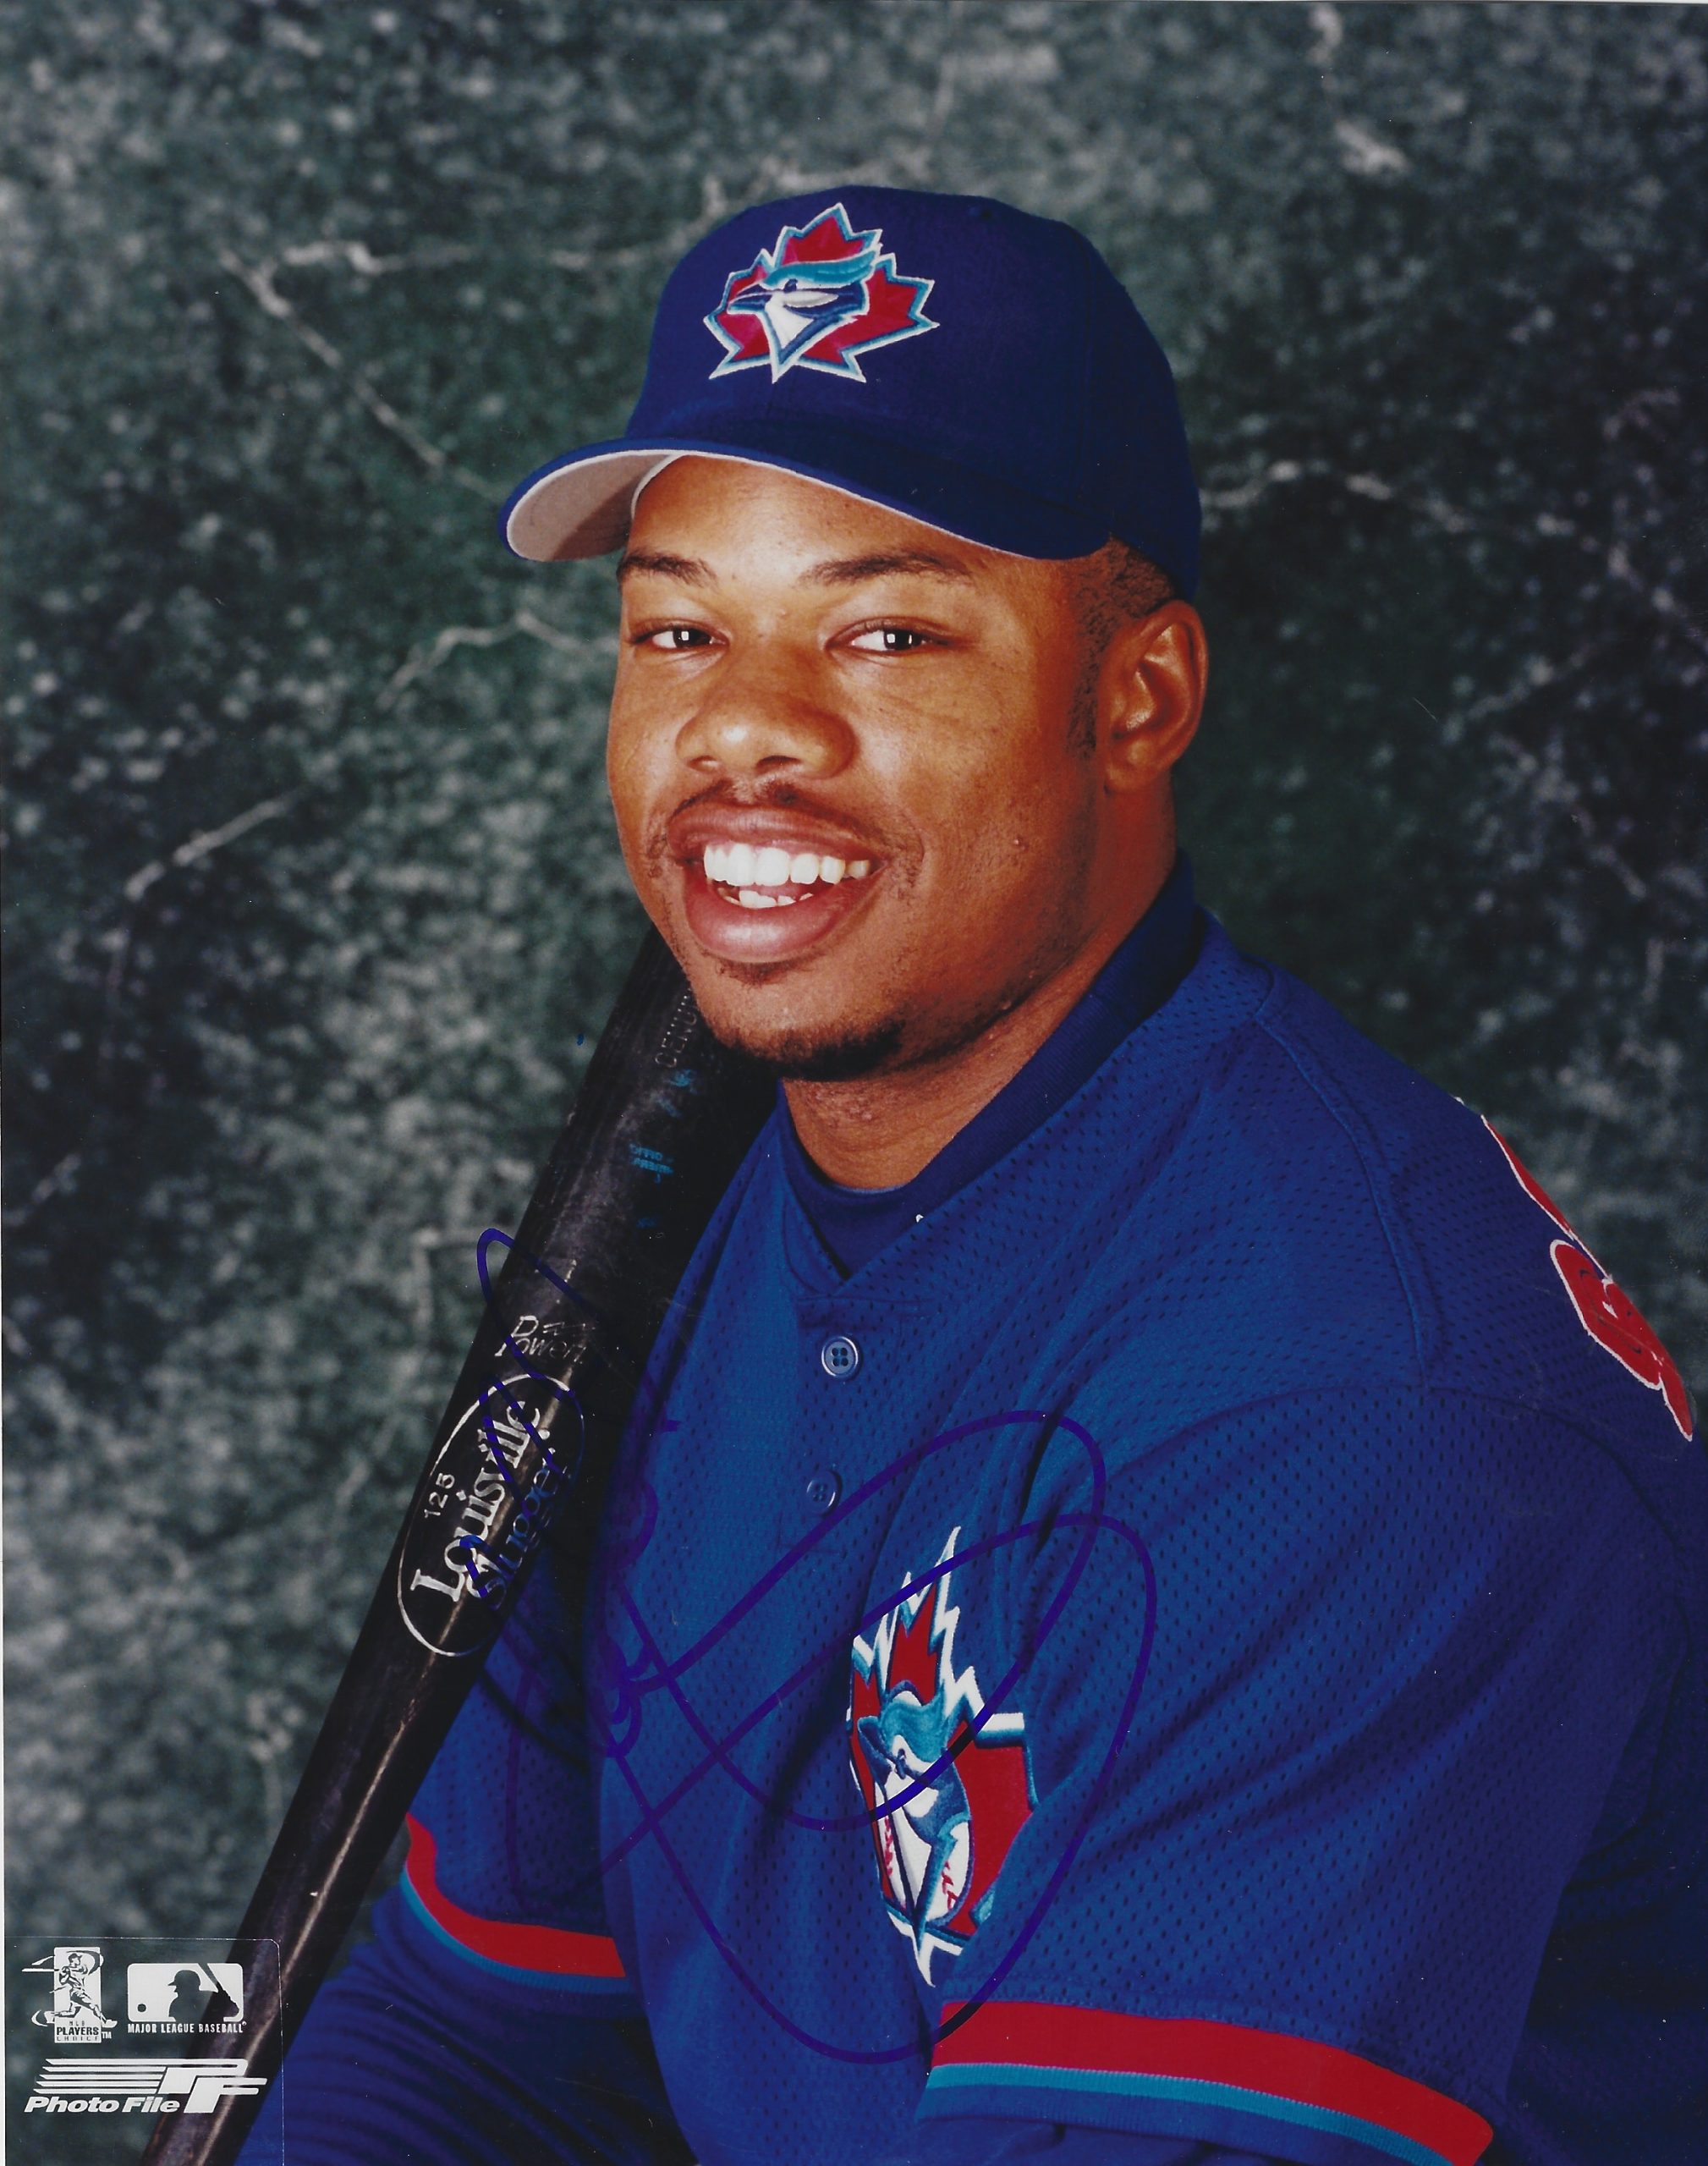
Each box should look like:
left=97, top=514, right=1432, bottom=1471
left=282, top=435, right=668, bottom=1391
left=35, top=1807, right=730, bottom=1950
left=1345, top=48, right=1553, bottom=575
left=403, top=1814, right=626, bottom=1978
left=935, top=2002, right=1491, bottom=2166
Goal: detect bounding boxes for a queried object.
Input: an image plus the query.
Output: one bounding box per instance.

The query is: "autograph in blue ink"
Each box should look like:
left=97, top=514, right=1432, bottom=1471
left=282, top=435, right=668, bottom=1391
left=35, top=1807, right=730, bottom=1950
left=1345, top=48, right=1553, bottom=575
left=457, top=1226, right=1157, bottom=2064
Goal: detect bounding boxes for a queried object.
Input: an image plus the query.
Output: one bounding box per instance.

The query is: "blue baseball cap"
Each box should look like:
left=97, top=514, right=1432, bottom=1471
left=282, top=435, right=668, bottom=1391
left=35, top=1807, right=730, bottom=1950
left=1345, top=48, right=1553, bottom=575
left=502, top=187, right=1200, bottom=596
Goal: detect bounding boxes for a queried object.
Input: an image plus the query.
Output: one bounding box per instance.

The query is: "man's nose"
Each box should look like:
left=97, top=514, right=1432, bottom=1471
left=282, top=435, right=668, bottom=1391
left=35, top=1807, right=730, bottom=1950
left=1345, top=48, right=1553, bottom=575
left=674, top=651, right=855, bottom=780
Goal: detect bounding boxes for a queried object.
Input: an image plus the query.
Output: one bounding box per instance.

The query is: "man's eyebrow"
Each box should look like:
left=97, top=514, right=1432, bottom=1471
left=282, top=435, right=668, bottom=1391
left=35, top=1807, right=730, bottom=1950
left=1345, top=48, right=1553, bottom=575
left=616, top=549, right=712, bottom=585
left=614, top=545, right=975, bottom=587
left=804, top=549, right=974, bottom=586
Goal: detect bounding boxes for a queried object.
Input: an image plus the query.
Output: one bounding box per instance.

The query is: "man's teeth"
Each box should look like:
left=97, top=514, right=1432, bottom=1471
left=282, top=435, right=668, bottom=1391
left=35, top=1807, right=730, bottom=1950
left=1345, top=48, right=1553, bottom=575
left=702, top=844, right=871, bottom=893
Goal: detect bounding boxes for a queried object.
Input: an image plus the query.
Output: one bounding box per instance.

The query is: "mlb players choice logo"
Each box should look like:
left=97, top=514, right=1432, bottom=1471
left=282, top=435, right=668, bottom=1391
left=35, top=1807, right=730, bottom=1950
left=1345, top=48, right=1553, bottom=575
left=705, top=203, right=936, bottom=383
left=21, top=1947, right=118, bottom=2043
left=848, top=1531, right=1035, bottom=1982
left=1486, top=1120, right=1693, bottom=1437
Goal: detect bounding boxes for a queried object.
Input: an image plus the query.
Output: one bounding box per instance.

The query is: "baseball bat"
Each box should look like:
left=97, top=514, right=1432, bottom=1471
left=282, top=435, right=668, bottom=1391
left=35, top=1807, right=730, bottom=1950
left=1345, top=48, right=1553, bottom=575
left=141, top=929, right=773, bottom=2166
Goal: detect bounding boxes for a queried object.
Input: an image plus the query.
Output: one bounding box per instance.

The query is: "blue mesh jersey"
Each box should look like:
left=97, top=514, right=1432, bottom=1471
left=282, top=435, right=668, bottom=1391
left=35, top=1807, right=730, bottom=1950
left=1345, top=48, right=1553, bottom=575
left=248, top=905, right=1705, bottom=2166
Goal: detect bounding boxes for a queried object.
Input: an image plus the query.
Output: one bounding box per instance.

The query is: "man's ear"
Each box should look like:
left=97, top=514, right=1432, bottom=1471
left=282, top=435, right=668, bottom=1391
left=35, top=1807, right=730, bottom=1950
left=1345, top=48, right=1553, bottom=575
left=1097, top=601, right=1209, bottom=793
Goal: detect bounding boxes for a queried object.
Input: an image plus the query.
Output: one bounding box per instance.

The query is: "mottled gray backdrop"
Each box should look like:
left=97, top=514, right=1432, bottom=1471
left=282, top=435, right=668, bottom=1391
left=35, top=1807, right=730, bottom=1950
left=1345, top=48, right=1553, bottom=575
left=5, top=0, right=1705, bottom=2065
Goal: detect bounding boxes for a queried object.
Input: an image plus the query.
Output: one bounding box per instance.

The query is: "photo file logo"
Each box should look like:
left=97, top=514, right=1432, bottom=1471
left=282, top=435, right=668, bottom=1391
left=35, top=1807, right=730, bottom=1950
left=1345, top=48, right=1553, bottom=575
left=26, top=2059, right=267, bottom=2116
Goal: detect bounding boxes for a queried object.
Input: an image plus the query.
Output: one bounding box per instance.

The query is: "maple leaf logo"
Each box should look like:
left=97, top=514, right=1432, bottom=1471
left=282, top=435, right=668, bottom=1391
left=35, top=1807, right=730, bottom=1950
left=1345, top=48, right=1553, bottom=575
left=705, top=203, right=936, bottom=383
left=849, top=1531, right=1035, bottom=1982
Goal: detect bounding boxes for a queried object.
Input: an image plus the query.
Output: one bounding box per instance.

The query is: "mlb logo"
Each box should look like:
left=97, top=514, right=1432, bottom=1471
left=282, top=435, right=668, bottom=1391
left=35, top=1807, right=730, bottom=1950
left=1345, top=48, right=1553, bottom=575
left=127, top=1961, right=244, bottom=2027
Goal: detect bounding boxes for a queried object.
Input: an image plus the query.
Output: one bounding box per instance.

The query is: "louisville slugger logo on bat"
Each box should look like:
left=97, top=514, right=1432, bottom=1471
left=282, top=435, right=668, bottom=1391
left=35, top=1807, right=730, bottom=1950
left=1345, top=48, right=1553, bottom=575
left=398, top=1364, right=582, bottom=1656
left=399, top=1102, right=707, bottom=1657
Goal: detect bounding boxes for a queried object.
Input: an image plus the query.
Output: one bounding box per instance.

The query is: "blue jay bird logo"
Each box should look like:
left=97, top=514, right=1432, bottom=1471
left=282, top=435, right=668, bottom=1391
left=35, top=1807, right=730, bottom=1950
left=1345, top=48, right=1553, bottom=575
left=706, top=203, right=936, bottom=382
left=849, top=1531, right=1035, bottom=1982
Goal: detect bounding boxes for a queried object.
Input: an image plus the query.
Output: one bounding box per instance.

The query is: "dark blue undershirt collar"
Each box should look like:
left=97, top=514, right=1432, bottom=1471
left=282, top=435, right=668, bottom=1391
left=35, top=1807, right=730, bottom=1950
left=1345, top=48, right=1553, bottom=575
left=777, top=855, right=1200, bottom=1278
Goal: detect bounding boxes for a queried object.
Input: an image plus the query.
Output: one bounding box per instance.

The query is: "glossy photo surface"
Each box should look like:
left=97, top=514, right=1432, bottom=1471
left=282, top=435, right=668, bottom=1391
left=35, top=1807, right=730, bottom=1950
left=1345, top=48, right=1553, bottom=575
left=4, top=7, right=1705, bottom=2163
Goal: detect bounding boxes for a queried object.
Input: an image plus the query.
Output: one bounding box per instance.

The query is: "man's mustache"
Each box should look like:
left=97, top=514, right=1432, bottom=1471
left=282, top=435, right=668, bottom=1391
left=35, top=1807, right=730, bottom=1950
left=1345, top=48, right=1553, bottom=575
left=656, top=780, right=892, bottom=864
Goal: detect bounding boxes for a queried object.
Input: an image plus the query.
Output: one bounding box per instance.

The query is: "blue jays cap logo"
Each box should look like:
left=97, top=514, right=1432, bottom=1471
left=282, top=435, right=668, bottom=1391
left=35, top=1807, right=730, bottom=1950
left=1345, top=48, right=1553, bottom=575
left=705, top=202, right=936, bottom=383
left=848, top=1531, right=1034, bottom=1982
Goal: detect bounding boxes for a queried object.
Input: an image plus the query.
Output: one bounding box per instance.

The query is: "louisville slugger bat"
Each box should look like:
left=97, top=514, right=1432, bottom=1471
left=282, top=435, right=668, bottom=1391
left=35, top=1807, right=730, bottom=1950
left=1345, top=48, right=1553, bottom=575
left=142, top=928, right=773, bottom=2166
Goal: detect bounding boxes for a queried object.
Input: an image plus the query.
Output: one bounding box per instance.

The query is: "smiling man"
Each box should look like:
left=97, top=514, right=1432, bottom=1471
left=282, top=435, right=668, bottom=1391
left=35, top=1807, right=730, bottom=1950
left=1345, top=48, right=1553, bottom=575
left=607, top=458, right=1202, bottom=1185
left=246, top=191, right=1704, bottom=2166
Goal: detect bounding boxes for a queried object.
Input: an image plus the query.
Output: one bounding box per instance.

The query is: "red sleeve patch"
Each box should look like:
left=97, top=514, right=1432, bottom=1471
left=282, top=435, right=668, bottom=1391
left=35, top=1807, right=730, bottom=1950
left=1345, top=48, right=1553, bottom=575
left=1486, top=1120, right=1692, bottom=1438
left=1550, top=1239, right=1693, bottom=1437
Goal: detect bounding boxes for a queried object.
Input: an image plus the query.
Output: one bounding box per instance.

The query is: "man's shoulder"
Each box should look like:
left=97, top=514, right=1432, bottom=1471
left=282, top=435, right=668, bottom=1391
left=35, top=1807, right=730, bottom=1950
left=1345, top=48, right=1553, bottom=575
left=1170, top=917, right=1486, bottom=1204
left=1067, top=921, right=1477, bottom=1399
left=1077, top=924, right=1697, bottom=1465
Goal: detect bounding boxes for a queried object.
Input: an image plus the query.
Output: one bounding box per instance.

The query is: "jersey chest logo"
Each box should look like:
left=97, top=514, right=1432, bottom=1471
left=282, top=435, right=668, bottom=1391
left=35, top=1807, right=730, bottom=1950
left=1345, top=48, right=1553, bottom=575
left=848, top=1530, right=1034, bottom=1982
left=705, top=202, right=936, bottom=383
left=1486, top=1120, right=1693, bottom=1438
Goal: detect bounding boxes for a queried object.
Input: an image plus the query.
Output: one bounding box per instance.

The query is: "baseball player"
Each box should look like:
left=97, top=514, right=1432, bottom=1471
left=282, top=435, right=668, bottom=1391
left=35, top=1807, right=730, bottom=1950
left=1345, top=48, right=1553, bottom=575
left=244, top=190, right=1705, bottom=2166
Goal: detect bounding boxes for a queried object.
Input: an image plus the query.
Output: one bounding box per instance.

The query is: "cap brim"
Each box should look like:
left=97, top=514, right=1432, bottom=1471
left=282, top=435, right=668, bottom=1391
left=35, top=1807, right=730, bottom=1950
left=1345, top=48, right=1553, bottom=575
left=500, top=423, right=1118, bottom=567
left=503, top=445, right=686, bottom=561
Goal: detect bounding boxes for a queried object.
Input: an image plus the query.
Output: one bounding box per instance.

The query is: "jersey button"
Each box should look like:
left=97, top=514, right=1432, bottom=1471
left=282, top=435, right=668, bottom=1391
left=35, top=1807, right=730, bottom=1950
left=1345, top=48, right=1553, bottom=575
left=819, top=1333, right=860, bottom=1380
left=805, top=1470, right=842, bottom=1515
